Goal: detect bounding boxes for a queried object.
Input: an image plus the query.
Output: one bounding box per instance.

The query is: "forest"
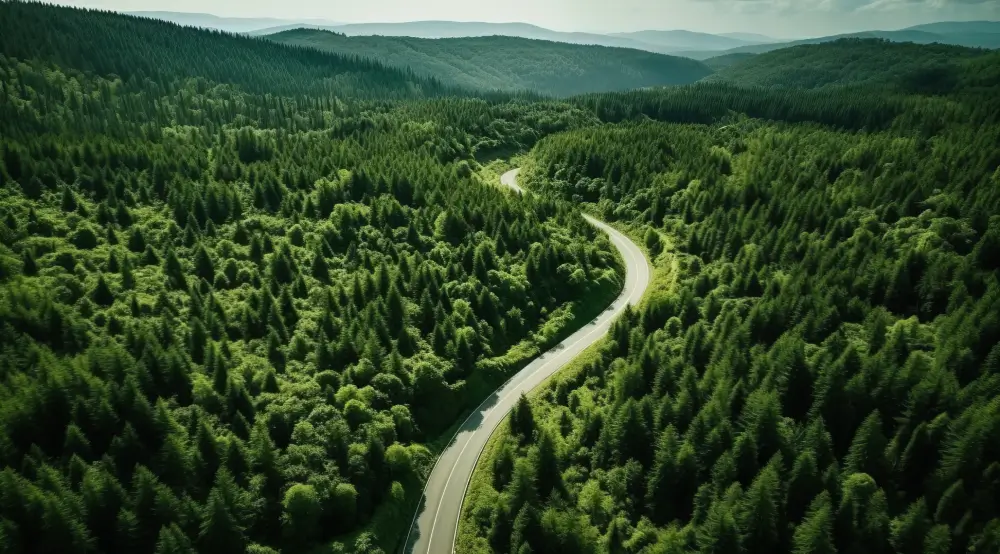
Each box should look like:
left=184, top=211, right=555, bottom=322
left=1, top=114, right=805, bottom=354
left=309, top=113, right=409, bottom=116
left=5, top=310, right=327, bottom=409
left=458, top=38, right=1000, bottom=554
left=3, top=2, right=1000, bottom=554
left=265, top=30, right=712, bottom=97
left=0, top=3, right=625, bottom=553
left=707, top=39, right=996, bottom=91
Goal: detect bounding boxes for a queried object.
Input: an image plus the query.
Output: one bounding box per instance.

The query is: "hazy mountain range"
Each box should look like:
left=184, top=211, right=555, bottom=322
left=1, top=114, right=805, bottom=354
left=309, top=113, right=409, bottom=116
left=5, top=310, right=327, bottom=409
left=128, top=11, right=1000, bottom=59
left=266, top=28, right=712, bottom=96
left=127, top=11, right=342, bottom=33
left=679, top=22, right=1000, bottom=59
left=249, top=21, right=771, bottom=54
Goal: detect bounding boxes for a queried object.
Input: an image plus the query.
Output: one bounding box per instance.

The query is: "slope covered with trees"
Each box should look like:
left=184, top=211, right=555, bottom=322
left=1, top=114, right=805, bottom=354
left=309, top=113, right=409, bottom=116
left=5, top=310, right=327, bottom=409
left=0, top=3, right=624, bottom=553
left=702, top=53, right=756, bottom=72
left=0, top=1, right=448, bottom=99
left=265, top=29, right=713, bottom=97
left=459, top=55, right=1000, bottom=554
left=708, top=38, right=996, bottom=91
left=678, top=28, right=1000, bottom=60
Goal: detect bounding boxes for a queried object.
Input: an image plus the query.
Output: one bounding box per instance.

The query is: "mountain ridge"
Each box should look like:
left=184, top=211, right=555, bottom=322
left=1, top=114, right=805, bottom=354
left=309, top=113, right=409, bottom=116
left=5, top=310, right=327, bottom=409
left=266, top=28, right=713, bottom=96
left=706, top=37, right=999, bottom=91
left=126, top=10, right=343, bottom=33
left=679, top=24, right=1000, bottom=59
left=119, top=12, right=1000, bottom=59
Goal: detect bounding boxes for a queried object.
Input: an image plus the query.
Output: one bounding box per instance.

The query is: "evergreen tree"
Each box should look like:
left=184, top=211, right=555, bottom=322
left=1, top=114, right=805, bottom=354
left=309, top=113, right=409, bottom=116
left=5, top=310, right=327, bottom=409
left=793, top=492, right=836, bottom=554
left=155, top=523, right=196, bottom=554
left=533, top=430, right=561, bottom=499
left=194, top=244, right=215, bottom=282
left=510, top=394, right=536, bottom=444
left=739, top=461, right=781, bottom=554
left=91, top=274, right=115, bottom=306
left=198, top=489, right=245, bottom=554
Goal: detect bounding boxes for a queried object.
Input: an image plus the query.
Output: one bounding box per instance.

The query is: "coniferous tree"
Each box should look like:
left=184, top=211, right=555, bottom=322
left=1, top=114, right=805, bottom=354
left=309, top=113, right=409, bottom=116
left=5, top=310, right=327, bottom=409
left=198, top=489, right=245, bottom=554
left=510, top=394, right=536, bottom=444
left=91, top=274, right=115, bottom=306
left=793, top=492, right=837, bottom=554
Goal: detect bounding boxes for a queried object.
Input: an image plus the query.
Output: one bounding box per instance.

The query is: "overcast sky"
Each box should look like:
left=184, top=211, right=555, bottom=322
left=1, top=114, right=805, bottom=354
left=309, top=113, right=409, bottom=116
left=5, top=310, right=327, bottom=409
left=55, top=0, right=1000, bottom=37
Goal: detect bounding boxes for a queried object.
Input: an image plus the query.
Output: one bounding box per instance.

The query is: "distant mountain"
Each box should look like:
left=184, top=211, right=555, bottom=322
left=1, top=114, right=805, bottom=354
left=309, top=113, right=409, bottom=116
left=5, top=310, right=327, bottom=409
left=719, top=32, right=775, bottom=42
left=292, top=21, right=556, bottom=39
left=679, top=28, right=1000, bottom=59
left=706, top=38, right=995, bottom=92
left=254, top=21, right=675, bottom=52
left=252, top=21, right=775, bottom=56
left=903, top=21, right=1000, bottom=35
left=266, top=28, right=713, bottom=96
left=607, top=29, right=764, bottom=51
left=124, top=14, right=1000, bottom=60
left=127, top=11, right=342, bottom=33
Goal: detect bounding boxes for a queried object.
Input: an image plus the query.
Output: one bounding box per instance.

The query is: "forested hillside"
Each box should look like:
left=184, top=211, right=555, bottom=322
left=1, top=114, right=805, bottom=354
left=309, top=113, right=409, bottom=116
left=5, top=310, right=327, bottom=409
left=266, top=29, right=713, bottom=97
left=0, top=3, right=624, bottom=553
left=459, top=51, right=1000, bottom=554
left=702, top=53, right=756, bottom=72
left=708, top=39, right=996, bottom=91
left=250, top=21, right=696, bottom=55
left=678, top=27, right=1000, bottom=60
left=0, top=1, right=446, bottom=99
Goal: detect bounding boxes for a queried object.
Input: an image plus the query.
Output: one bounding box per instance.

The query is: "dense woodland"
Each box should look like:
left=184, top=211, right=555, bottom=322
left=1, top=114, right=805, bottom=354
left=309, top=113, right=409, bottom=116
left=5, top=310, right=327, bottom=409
left=459, top=42, right=1000, bottom=554
left=0, top=3, right=624, bottom=553
left=3, top=2, right=1000, bottom=554
left=265, top=30, right=712, bottom=98
left=681, top=26, right=1000, bottom=59
left=708, top=39, right=996, bottom=91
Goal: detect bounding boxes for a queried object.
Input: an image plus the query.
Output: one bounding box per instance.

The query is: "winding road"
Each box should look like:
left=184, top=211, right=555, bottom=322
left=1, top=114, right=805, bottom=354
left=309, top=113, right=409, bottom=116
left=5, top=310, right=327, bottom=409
left=402, top=168, right=651, bottom=554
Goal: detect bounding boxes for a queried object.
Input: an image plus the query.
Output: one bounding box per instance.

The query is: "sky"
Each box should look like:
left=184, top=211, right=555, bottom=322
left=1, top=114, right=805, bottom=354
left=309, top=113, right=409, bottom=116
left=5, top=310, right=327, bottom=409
left=55, top=0, right=1000, bottom=37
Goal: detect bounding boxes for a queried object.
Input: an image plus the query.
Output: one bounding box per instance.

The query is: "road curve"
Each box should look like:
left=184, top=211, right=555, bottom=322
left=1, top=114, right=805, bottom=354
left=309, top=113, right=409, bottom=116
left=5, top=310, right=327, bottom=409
left=402, top=167, right=651, bottom=554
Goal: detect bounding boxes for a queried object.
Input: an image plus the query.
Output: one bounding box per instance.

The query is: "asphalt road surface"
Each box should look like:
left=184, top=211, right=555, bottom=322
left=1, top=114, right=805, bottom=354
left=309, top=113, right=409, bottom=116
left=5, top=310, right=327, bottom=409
left=402, top=167, right=651, bottom=554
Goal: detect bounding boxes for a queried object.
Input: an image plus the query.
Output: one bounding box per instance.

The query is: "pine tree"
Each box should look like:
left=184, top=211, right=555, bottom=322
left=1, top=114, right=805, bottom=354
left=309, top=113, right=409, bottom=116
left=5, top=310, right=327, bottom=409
left=311, top=251, right=329, bottom=283
left=212, top=348, right=229, bottom=395
left=510, top=394, right=536, bottom=444
left=128, top=227, right=146, bottom=253
left=198, top=489, right=245, bottom=554
left=455, top=333, right=476, bottom=376
left=793, top=492, right=836, bottom=554
left=61, top=186, right=78, bottom=212
left=510, top=503, right=540, bottom=554
left=164, top=249, right=186, bottom=290
left=63, top=423, right=93, bottom=461
left=698, top=497, right=744, bottom=554
left=155, top=523, right=195, bottom=554
left=189, top=318, right=208, bottom=365
left=387, top=284, right=405, bottom=334
left=21, top=248, right=37, bottom=276
left=844, top=410, right=889, bottom=486
left=533, top=430, right=561, bottom=499
left=923, top=524, right=952, bottom=554
left=115, top=508, right=140, bottom=553
left=889, top=498, right=930, bottom=553
left=91, top=274, right=115, bottom=306
left=605, top=517, right=629, bottom=554
left=194, top=244, right=215, bottom=282
left=787, top=451, right=822, bottom=524
left=644, top=228, right=662, bottom=256
left=739, top=461, right=781, bottom=554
